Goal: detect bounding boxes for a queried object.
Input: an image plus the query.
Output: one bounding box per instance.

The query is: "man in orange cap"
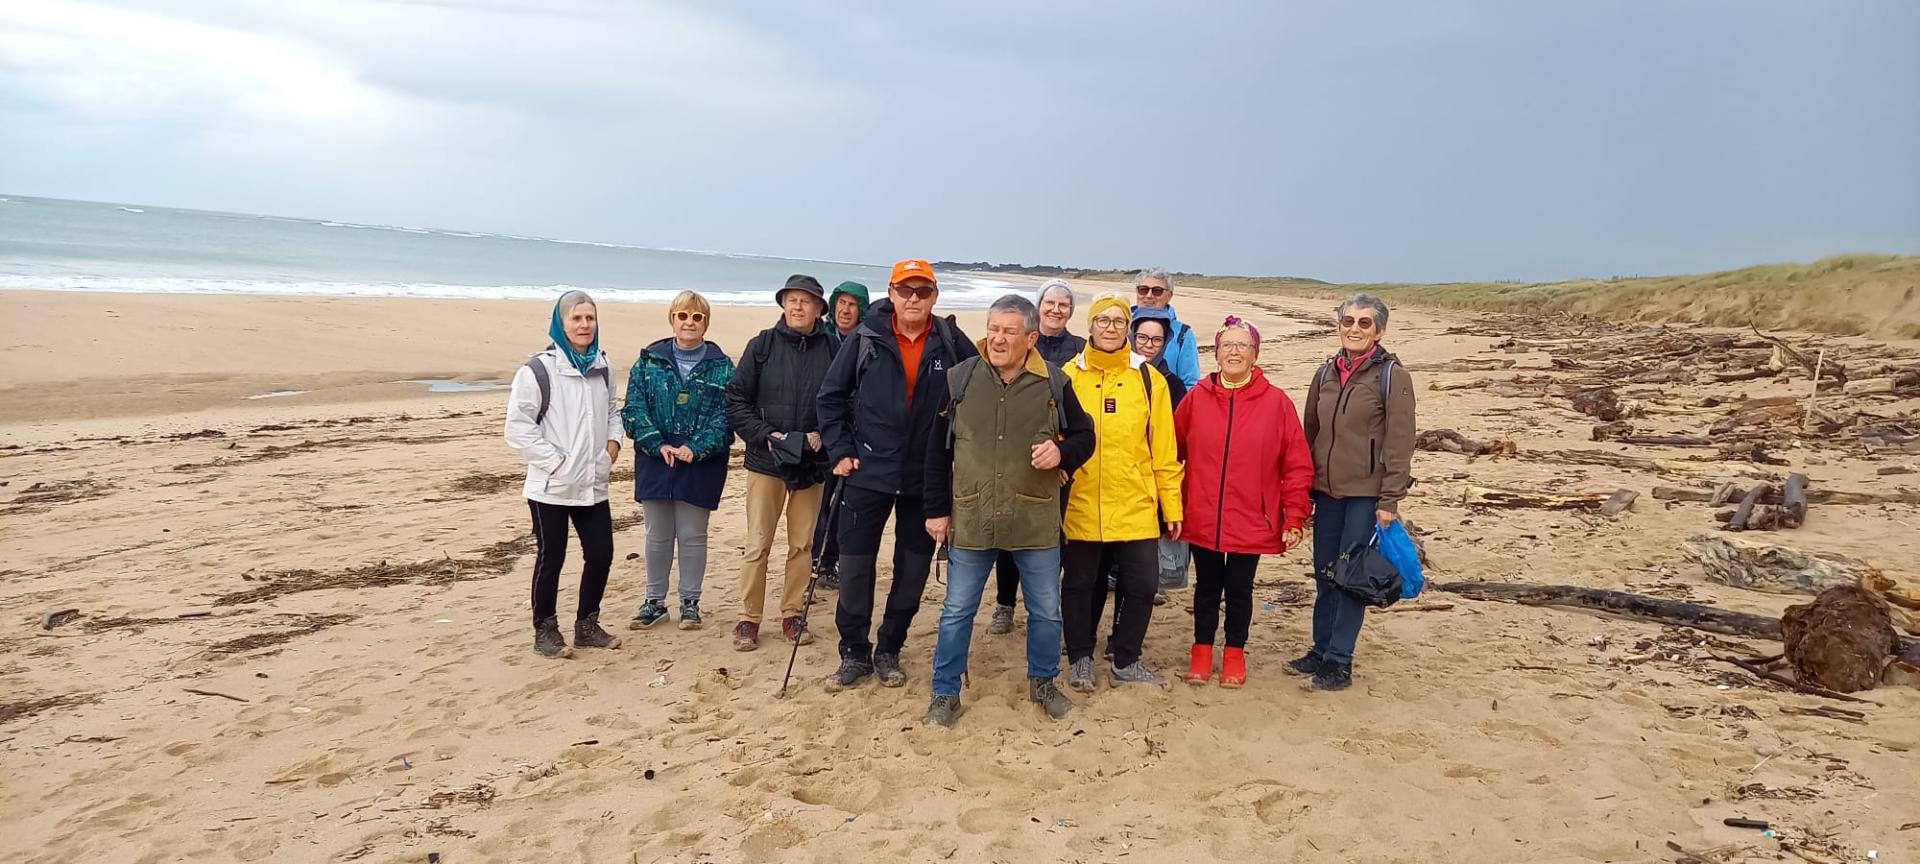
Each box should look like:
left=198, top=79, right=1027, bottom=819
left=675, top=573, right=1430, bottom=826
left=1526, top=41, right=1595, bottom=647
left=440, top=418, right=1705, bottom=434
left=816, top=259, right=977, bottom=690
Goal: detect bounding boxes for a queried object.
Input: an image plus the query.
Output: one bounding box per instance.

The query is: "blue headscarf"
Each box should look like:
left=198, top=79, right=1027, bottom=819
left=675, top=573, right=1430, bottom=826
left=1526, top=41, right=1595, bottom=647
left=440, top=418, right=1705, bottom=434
left=548, top=290, right=600, bottom=375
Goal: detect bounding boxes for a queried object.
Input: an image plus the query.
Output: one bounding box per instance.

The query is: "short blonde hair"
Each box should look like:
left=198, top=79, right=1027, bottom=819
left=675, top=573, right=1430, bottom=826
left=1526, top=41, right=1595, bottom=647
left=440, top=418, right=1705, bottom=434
left=668, top=290, right=711, bottom=322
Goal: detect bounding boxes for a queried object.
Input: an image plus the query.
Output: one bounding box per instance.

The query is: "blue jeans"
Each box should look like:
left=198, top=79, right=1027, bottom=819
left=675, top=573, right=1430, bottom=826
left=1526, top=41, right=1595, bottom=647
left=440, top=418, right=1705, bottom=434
left=931, top=546, right=1064, bottom=698
left=1310, top=491, right=1379, bottom=666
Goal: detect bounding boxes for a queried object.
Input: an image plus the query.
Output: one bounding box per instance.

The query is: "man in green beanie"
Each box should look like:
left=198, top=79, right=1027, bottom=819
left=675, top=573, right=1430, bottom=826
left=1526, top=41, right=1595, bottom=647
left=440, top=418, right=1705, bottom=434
left=812, top=279, right=871, bottom=587
left=828, top=281, right=869, bottom=339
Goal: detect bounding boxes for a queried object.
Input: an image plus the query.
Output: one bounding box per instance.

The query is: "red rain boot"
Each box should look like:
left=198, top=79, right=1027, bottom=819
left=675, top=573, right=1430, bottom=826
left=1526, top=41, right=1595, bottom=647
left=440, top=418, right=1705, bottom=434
left=1185, top=644, right=1214, bottom=685
left=1220, top=647, right=1247, bottom=689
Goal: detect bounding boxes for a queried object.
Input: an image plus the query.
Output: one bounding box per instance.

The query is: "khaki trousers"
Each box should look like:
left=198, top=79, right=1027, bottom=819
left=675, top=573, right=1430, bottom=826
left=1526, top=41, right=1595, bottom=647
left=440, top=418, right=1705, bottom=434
left=737, top=471, right=823, bottom=622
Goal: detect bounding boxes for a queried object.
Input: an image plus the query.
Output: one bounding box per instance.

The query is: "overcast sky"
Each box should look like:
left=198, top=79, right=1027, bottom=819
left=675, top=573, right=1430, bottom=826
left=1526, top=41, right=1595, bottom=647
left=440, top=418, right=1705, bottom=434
left=2, top=1, right=1915, bottom=282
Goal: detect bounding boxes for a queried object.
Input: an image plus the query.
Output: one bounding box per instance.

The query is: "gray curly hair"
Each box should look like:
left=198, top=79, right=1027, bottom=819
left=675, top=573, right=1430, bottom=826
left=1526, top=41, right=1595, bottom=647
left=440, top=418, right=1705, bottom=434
left=1336, top=293, right=1389, bottom=331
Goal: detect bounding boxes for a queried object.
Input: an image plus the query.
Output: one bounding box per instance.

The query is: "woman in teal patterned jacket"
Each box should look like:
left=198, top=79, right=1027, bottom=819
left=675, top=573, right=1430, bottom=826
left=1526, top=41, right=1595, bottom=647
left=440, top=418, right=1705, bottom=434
left=621, top=290, right=735, bottom=631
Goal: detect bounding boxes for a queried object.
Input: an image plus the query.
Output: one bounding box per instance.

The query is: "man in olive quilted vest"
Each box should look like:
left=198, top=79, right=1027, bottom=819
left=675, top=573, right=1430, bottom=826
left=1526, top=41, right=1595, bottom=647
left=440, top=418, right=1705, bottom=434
left=920, top=295, right=1095, bottom=727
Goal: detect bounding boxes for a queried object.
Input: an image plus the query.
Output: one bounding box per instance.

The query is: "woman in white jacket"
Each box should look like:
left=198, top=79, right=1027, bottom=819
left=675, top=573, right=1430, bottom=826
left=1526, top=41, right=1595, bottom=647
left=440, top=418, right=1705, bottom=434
left=504, top=290, right=626, bottom=658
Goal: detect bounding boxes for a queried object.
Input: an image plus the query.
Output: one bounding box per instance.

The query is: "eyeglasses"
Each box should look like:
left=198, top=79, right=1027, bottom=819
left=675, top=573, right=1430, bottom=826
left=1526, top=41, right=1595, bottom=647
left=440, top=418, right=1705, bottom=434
left=674, top=311, right=707, bottom=323
left=892, top=283, right=937, bottom=300
left=1133, top=335, right=1165, bottom=346
left=1090, top=316, right=1129, bottom=331
left=1339, top=317, right=1375, bottom=331
left=1135, top=285, right=1168, bottom=298
left=1217, top=342, right=1256, bottom=354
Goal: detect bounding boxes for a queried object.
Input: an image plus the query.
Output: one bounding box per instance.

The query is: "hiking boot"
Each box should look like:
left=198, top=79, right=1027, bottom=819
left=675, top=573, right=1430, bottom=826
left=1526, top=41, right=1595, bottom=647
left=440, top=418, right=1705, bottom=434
left=1285, top=651, right=1322, bottom=677
left=873, top=652, right=906, bottom=687
left=1110, top=661, right=1167, bottom=689
left=732, top=621, right=759, bottom=652
left=1067, top=656, right=1096, bottom=693
left=817, top=559, right=839, bottom=591
left=1311, top=660, right=1353, bottom=692
left=1220, top=647, right=1247, bottom=688
left=533, top=616, right=572, bottom=659
left=1154, top=589, right=1168, bottom=607
left=629, top=599, right=669, bottom=630
left=573, top=615, right=621, bottom=650
left=1185, top=644, right=1214, bottom=685
left=782, top=616, right=813, bottom=645
left=1029, top=677, right=1073, bottom=720
left=677, top=599, right=703, bottom=630
left=922, top=695, right=961, bottom=727
left=988, top=604, right=1015, bottom=635
left=826, top=656, right=872, bottom=690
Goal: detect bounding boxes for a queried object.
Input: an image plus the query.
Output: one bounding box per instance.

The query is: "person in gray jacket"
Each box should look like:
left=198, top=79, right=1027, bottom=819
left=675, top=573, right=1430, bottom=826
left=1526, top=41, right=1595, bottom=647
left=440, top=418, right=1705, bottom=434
left=504, top=290, right=625, bottom=659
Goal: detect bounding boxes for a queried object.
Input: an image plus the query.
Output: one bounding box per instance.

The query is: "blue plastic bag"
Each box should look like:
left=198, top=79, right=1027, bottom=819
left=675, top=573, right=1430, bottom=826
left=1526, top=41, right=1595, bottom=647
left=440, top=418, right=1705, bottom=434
left=1376, top=521, right=1425, bottom=600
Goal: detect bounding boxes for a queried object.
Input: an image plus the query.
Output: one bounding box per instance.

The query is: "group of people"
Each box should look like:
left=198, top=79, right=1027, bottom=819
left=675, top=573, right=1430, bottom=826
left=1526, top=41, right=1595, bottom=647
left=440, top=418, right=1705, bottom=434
left=503, top=262, right=1415, bottom=728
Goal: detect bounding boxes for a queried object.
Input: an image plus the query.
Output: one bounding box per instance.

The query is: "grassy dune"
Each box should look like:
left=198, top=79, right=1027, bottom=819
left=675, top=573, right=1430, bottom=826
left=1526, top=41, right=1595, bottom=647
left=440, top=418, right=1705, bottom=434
left=1050, top=254, right=1920, bottom=339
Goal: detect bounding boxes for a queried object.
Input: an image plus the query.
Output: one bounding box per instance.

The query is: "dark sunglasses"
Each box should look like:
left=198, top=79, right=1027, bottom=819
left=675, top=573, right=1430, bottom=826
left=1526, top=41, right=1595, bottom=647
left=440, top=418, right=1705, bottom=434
left=892, top=283, right=937, bottom=300
left=1135, top=285, right=1168, bottom=298
left=1339, top=316, right=1375, bottom=331
left=674, top=311, right=707, bottom=323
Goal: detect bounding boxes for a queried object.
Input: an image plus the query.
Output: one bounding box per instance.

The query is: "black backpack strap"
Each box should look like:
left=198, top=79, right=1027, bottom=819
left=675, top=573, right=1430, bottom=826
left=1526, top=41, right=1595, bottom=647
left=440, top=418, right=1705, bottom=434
left=526, top=356, right=552, bottom=425
left=942, top=356, right=981, bottom=449
left=1046, top=363, right=1068, bottom=439
left=1139, top=362, right=1155, bottom=436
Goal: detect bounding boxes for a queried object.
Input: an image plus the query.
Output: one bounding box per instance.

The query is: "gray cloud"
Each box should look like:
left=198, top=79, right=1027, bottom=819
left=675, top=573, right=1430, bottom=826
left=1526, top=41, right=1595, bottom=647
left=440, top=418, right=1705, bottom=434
left=2, top=0, right=1915, bottom=281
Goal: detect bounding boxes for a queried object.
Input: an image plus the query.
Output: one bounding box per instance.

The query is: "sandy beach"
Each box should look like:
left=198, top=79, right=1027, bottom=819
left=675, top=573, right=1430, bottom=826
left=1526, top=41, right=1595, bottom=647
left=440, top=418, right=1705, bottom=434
left=2, top=283, right=1917, bottom=864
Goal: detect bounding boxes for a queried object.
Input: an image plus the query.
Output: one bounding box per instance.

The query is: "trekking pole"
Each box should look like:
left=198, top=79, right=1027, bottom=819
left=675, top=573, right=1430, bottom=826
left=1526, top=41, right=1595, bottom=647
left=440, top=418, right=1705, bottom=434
left=780, top=479, right=846, bottom=698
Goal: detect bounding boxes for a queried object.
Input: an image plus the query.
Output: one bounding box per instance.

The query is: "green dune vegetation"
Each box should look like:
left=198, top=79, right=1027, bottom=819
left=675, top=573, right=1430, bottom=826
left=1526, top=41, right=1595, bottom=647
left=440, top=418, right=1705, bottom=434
left=1003, top=255, right=1920, bottom=340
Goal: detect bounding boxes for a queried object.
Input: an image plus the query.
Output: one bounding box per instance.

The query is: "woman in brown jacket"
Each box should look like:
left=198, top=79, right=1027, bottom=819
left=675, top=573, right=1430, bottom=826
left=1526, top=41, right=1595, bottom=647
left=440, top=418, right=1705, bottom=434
left=1293, top=293, right=1415, bottom=691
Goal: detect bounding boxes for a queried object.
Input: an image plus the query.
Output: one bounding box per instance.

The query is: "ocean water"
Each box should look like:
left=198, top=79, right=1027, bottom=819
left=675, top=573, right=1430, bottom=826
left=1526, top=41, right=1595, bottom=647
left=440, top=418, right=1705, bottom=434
left=0, top=195, right=1021, bottom=308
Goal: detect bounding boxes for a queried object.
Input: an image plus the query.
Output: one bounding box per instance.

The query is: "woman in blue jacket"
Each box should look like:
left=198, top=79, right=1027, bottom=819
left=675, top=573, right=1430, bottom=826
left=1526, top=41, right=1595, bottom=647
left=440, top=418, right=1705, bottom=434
left=622, top=291, right=735, bottom=631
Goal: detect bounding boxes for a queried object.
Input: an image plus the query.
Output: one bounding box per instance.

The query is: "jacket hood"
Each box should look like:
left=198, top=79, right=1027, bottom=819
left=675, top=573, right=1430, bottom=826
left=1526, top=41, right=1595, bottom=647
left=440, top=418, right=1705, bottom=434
left=829, top=281, right=871, bottom=321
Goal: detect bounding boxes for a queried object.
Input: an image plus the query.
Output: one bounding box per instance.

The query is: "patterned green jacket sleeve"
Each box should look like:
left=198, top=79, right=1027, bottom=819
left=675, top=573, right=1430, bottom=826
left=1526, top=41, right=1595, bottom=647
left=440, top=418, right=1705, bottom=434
left=621, top=358, right=665, bottom=453
left=687, top=358, right=735, bottom=460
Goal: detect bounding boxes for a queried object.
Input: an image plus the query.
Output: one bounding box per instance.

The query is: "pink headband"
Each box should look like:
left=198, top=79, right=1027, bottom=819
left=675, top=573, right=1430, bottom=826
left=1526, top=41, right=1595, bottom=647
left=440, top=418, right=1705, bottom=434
left=1215, top=315, right=1260, bottom=352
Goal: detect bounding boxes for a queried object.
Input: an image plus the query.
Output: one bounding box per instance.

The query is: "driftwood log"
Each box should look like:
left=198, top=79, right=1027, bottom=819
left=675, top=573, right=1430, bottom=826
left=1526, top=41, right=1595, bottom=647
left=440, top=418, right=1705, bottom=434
left=1431, top=581, right=1783, bottom=639
left=1570, top=387, right=1624, bottom=421
left=1654, top=485, right=1920, bottom=507
left=1461, top=487, right=1613, bottom=510
left=1415, top=429, right=1517, bottom=458
left=1683, top=534, right=1871, bottom=596
left=1782, top=585, right=1901, bottom=693
left=1726, top=485, right=1767, bottom=531
left=1599, top=489, right=1639, bottom=516
left=1780, top=472, right=1808, bottom=528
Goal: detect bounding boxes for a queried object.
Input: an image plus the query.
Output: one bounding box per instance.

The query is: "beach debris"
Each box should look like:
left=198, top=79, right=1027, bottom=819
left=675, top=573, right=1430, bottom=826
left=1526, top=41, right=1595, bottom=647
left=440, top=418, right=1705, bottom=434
left=0, top=692, right=101, bottom=724
left=1708, top=655, right=1874, bottom=704
left=1683, top=536, right=1870, bottom=597
left=648, top=675, right=669, bottom=688
left=1782, top=585, right=1900, bottom=693
left=201, top=613, right=357, bottom=656
left=1431, top=581, right=1784, bottom=639
left=1724, top=817, right=1770, bottom=830
left=4, top=478, right=116, bottom=512
left=1414, top=429, right=1516, bottom=458
left=1599, top=489, right=1639, bottom=516
left=213, top=515, right=642, bottom=605
left=1460, top=486, right=1616, bottom=511
left=643, top=769, right=655, bottom=780
left=40, top=609, right=81, bottom=630
left=183, top=687, right=250, bottom=703
left=424, top=784, right=497, bottom=808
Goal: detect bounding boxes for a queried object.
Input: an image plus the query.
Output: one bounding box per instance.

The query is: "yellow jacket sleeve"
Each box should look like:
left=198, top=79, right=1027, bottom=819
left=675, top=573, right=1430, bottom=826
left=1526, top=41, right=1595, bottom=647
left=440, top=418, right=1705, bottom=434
left=1147, top=366, right=1184, bottom=523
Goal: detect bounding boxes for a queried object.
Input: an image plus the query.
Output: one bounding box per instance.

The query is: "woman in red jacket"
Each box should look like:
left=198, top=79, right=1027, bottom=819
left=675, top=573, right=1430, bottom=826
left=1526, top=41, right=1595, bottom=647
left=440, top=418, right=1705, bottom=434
left=1173, top=316, right=1313, bottom=687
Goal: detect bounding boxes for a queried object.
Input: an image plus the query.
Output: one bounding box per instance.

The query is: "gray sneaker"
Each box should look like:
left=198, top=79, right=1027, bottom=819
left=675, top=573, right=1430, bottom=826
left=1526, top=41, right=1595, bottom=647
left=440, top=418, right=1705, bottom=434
left=988, top=604, right=1015, bottom=635
left=677, top=599, right=703, bottom=630
left=922, top=695, right=961, bottom=727
left=873, top=652, right=906, bottom=687
left=629, top=600, right=669, bottom=630
left=1110, top=661, right=1167, bottom=689
left=1029, top=677, right=1073, bottom=719
left=533, top=616, right=572, bottom=659
left=1067, top=656, right=1096, bottom=693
